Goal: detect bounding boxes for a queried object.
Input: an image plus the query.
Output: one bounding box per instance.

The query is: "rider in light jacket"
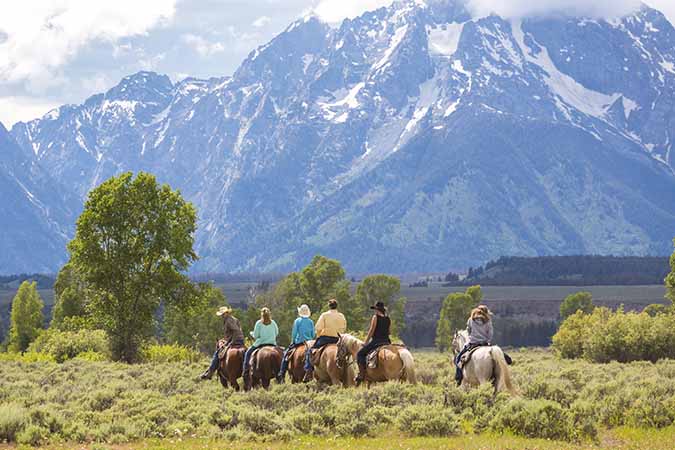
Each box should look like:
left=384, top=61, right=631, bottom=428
left=455, top=305, right=493, bottom=386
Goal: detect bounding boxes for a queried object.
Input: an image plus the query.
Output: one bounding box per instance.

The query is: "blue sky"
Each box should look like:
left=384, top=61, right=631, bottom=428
left=1, top=0, right=673, bottom=127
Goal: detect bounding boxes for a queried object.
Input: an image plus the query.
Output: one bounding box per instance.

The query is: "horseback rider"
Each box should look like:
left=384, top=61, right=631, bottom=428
left=199, top=306, right=245, bottom=380
left=277, top=304, right=316, bottom=383
left=355, top=301, right=391, bottom=385
left=303, top=298, right=346, bottom=381
left=455, top=305, right=493, bottom=386
left=243, top=307, right=279, bottom=380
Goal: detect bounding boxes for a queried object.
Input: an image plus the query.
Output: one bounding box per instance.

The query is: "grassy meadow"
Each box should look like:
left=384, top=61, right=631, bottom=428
left=1, top=348, right=675, bottom=449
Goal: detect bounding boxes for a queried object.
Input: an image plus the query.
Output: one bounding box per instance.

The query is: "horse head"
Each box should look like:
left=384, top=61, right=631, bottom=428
left=336, top=333, right=354, bottom=369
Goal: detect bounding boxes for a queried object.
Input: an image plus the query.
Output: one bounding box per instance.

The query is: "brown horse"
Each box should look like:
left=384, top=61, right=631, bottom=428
left=217, top=346, right=245, bottom=391
left=287, top=342, right=311, bottom=383
left=310, top=343, right=355, bottom=387
left=337, top=334, right=416, bottom=386
left=245, top=346, right=283, bottom=390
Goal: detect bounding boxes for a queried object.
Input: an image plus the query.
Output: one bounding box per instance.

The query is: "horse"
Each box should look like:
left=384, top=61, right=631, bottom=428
left=217, top=346, right=246, bottom=391
left=309, top=341, right=355, bottom=387
left=245, top=346, right=283, bottom=390
left=452, top=330, right=514, bottom=394
left=336, top=334, right=416, bottom=386
left=287, top=342, right=311, bottom=384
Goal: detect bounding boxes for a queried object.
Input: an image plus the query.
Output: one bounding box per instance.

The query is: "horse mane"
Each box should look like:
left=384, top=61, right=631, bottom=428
left=340, top=334, right=363, bottom=352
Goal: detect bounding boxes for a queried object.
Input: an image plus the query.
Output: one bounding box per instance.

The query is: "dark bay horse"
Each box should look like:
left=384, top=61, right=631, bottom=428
left=218, top=346, right=246, bottom=391
left=245, top=346, right=283, bottom=390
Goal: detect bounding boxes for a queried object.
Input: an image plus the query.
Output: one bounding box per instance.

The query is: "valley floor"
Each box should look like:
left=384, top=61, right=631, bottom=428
left=1, top=349, right=675, bottom=448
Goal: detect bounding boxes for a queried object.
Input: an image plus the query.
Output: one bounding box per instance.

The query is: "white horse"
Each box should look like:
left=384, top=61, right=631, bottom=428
left=452, top=330, right=514, bottom=394
left=336, top=334, right=417, bottom=385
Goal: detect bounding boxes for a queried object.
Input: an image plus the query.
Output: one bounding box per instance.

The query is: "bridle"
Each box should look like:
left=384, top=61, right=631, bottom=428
left=335, top=336, right=353, bottom=369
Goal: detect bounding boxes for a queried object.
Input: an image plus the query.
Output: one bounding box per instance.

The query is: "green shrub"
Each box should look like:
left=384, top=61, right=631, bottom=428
left=398, top=404, right=460, bottom=437
left=0, top=351, right=56, bottom=363
left=16, top=424, right=49, bottom=446
left=28, top=328, right=110, bottom=362
left=0, top=403, right=28, bottom=442
left=74, top=351, right=108, bottom=362
left=139, top=344, right=201, bottom=363
left=553, top=307, right=675, bottom=363
left=490, top=398, right=572, bottom=441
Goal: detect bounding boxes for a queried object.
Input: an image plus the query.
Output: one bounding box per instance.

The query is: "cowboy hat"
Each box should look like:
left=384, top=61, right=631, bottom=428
left=216, top=306, right=233, bottom=316
left=370, top=301, right=387, bottom=313
left=297, top=304, right=311, bottom=318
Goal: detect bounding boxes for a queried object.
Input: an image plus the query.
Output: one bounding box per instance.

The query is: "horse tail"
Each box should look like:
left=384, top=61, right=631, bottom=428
left=398, top=348, right=417, bottom=384
left=490, top=346, right=515, bottom=394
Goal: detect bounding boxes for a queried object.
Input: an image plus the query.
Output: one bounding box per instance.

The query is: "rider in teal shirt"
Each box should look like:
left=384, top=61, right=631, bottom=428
left=277, top=304, right=315, bottom=383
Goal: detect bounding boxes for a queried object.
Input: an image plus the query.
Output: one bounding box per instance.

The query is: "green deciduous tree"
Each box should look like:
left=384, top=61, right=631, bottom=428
left=355, top=274, right=407, bottom=338
left=251, top=255, right=359, bottom=345
left=163, top=283, right=229, bottom=354
left=51, top=263, right=89, bottom=330
left=8, top=281, right=44, bottom=353
left=666, top=238, right=675, bottom=305
left=67, top=172, right=197, bottom=362
left=435, top=286, right=482, bottom=352
left=560, top=292, right=594, bottom=320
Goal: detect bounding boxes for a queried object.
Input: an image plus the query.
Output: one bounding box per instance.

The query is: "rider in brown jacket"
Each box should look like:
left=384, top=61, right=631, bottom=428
left=200, top=306, right=245, bottom=380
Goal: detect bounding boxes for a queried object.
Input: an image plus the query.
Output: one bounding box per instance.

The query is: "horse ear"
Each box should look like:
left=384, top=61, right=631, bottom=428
left=337, top=332, right=341, bottom=338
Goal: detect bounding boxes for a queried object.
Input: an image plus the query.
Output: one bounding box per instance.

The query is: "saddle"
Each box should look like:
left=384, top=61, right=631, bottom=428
left=310, top=344, right=333, bottom=366
left=285, top=342, right=309, bottom=362
left=217, top=340, right=245, bottom=360
left=458, top=343, right=490, bottom=369
left=366, top=344, right=405, bottom=369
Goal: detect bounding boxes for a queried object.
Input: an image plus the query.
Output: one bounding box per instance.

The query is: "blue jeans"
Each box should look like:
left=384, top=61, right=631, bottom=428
left=357, top=339, right=390, bottom=366
left=278, top=343, right=301, bottom=377
left=304, top=336, right=338, bottom=371
left=243, top=345, right=259, bottom=375
left=208, top=350, right=220, bottom=372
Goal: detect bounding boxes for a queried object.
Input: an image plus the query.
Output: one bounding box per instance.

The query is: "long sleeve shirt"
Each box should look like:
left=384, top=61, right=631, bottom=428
left=315, top=309, right=347, bottom=338
left=251, top=319, right=279, bottom=347
left=222, top=315, right=245, bottom=345
left=467, top=317, right=493, bottom=345
left=291, top=317, right=316, bottom=344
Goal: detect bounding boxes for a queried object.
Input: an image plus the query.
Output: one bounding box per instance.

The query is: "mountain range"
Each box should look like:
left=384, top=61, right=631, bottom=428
left=2, top=0, right=675, bottom=274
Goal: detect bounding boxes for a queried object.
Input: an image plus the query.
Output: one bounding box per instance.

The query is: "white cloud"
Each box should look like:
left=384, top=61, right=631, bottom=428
left=182, top=34, right=226, bottom=57
left=0, top=0, right=177, bottom=93
left=467, top=0, right=641, bottom=19
left=313, top=0, right=393, bottom=23
left=252, top=16, right=272, bottom=28
left=0, top=96, right=60, bottom=127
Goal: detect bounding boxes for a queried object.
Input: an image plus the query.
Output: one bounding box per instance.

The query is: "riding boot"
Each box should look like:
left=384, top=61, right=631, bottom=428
left=276, top=367, right=286, bottom=384
left=355, top=362, right=367, bottom=386
left=199, top=369, right=214, bottom=380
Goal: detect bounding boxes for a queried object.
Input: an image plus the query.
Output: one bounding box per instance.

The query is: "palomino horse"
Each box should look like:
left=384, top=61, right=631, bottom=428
left=218, top=346, right=246, bottom=391
left=452, top=330, right=514, bottom=394
left=336, top=334, right=416, bottom=386
left=309, top=341, right=355, bottom=387
left=245, top=346, right=283, bottom=390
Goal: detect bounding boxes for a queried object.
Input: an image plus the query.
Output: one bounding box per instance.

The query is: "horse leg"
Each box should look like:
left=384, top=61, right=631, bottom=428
left=218, top=371, right=229, bottom=389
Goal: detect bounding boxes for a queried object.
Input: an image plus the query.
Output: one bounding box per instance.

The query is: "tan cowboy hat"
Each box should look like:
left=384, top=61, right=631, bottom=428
left=297, top=304, right=311, bottom=318
left=216, top=306, right=233, bottom=316
left=477, top=305, right=493, bottom=316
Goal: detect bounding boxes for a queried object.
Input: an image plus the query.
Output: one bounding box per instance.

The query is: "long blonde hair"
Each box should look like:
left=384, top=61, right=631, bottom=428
left=261, top=307, right=272, bottom=325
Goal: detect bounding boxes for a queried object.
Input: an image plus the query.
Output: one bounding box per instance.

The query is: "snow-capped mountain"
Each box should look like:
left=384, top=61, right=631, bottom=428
left=4, top=0, right=675, bottom=274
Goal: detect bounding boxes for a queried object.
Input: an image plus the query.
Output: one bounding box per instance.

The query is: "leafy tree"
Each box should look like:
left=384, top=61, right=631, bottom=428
left=51, top=263, right=89, bottom=329
left=560, top=292, right=594, bottom=320
left=435, top=286, right=482, bottom=352
left=251, top=255, right=360, bottom=345
left=67, top=172, right=197, bottom=362
left=643, top=303, right=672, bottom=317
left=355, top=274, right=407, bottom=337
left=666, top=238, right=675, bottom=305
left=164, top=283, right=229, bottom=354
left=8, top=281, right=44, bottom=352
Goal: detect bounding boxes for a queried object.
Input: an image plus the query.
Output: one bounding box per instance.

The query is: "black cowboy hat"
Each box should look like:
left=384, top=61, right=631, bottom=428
left=370, top=301, right=386, bottom=312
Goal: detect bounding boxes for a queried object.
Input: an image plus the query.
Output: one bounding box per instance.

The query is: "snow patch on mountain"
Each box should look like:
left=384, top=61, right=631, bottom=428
left=427, top=22, right=464, bottom=56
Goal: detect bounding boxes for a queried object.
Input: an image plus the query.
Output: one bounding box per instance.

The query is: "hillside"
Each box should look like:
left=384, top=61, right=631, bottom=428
left=3, top=0, right=675, bottom=273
